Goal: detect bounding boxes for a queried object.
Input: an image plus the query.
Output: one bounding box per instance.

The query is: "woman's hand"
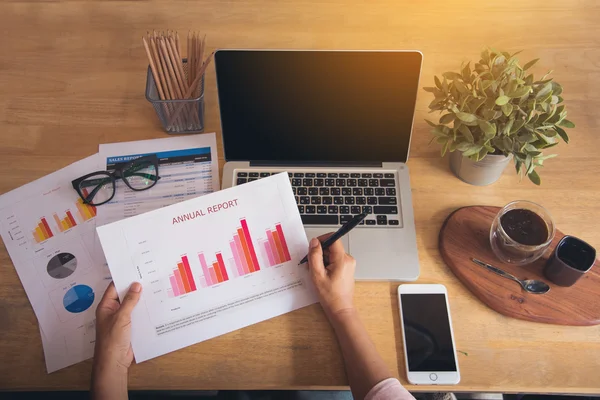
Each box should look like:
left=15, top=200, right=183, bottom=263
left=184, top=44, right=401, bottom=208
left=306, top=235, right=356, bottom=318
left=92, top=282, right=142, bottom=400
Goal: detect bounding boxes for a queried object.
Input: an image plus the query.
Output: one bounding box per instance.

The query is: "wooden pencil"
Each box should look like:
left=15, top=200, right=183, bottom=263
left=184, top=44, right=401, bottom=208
left=167, top=52, right=214, bottom=126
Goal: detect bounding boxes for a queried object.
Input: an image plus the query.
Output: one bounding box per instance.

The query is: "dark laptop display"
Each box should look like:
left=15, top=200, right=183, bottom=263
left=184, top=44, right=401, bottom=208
left=215, top=50, right=422, bottom=164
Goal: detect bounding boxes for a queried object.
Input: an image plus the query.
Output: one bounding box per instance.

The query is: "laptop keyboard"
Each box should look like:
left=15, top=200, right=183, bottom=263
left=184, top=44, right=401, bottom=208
left=235, top=171, right=402, bottom=227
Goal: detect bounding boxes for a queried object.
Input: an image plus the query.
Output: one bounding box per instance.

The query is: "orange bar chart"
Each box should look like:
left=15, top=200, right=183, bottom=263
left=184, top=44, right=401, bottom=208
left=32, top=217, right=54, bottom=243
left=198, top=252, right=230, bottom=286
left=168, top=255, right=198, bottom=297
left=75, top=198, right=97, bottom=222
left=261, top=223, right=292, bottom=267
left=53, top=211, right=78, bottom=232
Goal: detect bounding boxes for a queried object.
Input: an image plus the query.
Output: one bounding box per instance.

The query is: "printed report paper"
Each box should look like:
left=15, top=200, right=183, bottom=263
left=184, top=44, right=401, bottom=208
left=96, top=133, right=219, bottom=227
left=0, top=154, right=111, bottom=372
left=97, top=173, right=318, bottom=362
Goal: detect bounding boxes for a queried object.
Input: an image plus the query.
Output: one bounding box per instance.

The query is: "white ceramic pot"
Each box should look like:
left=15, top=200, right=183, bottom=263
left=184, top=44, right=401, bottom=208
left=449, top=151, right=513, bottom=186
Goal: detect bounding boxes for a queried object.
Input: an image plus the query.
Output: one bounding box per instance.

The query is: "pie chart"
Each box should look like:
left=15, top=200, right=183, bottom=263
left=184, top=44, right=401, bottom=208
left=47, top=252, right=77, bottom=279
left=63, top=284, right=95, bottom=313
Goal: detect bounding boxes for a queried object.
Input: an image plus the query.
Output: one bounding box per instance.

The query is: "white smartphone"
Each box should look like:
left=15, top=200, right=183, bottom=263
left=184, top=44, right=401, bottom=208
left=398, top=284, right=460, bottom=385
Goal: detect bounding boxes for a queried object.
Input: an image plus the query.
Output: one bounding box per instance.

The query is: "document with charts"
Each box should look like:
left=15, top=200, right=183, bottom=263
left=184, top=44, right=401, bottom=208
left=97, top=173, right=318, bottom=362
left=0, top=154, right=111, bottom=372
left=96, top=133, right=219, bottom=227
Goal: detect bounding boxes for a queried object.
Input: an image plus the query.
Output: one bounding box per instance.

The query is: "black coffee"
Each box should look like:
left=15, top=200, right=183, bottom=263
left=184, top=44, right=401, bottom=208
left=500, top=209, right=549, bottom=246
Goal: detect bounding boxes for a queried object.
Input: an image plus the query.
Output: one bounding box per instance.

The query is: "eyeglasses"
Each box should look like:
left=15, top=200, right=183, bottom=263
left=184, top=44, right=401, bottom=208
left=72, top=155, right=161, bottom=206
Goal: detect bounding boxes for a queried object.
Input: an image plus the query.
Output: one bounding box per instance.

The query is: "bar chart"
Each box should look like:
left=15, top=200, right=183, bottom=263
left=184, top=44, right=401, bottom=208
left=32, top=217, right=54, bottom=243
left=227, top=218, right=262, bottom=278
left=258, top=223, right=292, bottom=267
left=163, top=218, right=294, bottom=296
left=53, top=211, right=78, bottom=232
left=75, top=197, right=97, bottom=222
left=167, top=255, right=198, bottom=297
left=197, top=252, right=230, bottom=287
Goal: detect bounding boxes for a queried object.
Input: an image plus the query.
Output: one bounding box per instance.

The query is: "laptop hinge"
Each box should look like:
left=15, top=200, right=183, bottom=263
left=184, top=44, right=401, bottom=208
left=249, top=160, right=383, bottom=168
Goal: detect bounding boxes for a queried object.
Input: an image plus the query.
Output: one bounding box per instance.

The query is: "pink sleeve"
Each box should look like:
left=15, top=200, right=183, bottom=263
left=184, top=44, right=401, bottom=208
left=365, top=377, right=414, bottom=400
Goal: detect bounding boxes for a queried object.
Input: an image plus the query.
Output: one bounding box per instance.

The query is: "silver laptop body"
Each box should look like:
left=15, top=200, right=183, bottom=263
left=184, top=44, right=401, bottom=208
left=216, top=50, right=422, bottom=281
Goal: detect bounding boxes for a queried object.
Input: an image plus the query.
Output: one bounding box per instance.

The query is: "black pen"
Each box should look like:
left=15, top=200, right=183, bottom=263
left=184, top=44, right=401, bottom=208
left=298, top=212, right=368, bottom=265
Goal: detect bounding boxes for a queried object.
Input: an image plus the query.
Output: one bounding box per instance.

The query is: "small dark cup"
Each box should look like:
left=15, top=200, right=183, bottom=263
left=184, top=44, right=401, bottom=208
left=544, top=236, right=596, bottom=287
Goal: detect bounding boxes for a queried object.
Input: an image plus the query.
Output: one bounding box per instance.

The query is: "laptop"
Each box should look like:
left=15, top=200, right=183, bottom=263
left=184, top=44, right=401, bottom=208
left=216, top=50, right=422, bottom=281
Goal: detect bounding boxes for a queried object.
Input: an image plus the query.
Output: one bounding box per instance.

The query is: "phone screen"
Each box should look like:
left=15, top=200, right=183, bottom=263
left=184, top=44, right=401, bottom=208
left=400, top=293, right=457, bottom=372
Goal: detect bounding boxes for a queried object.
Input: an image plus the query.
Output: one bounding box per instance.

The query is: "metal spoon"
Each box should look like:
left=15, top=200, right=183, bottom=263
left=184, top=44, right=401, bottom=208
left=471, top=258, right=550, bottom=294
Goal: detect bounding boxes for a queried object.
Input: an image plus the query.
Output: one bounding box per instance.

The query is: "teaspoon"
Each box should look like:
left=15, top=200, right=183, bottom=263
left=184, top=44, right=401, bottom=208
left=471, top=258, right=550, bottom=294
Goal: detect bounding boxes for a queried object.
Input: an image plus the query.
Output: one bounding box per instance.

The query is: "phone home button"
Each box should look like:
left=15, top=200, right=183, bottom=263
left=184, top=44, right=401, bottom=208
left=429, top=373, right=438, bottom=382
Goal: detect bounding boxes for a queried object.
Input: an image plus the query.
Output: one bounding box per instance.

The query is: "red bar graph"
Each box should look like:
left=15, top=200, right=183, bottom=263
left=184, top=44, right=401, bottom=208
left=167, top=218, right=285, bottom=295
left=260, top=223, right=292, bottom=267
left=241, top=219, right=261, bottom=272
left=216, top=253, right=229, bottom=281
left=181, top=255, right=196, bottom=291
left=197, top=251, right=231, bottom=287
left=168, top=255, right=198, bottom=297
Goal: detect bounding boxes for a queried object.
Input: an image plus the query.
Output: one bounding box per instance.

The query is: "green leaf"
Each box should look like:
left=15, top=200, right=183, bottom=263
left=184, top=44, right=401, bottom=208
left=455, top=112, right=479, bottom=123
left=510, top=119, right=526, bottom=134
left=509, top=86, right=531, bottom=98
left=458, top=124, right=474, bottom=142
left=462, top=62, right=471, bottom=82
left=439, top=113, right=455, bottom=124
left=434, top=76, right=442, bottom=89
left=501, top=103, right=513, bottom=116
left=535, top=82, right=553, bottom=99
left=428, top=98, right=444, bottom=109
left=443, top=72, right=462, bottom=80
left=495, top=95, right=510, bottom=105
left=551, top=82, right=563, bottom=96
left=425, top=119, right=437, bottom=128
left=441, top=140, right=449, bottom=156
left=559, top=119, right=575, bottom=128
left=456, top=142, right=472, bottom=151
left=462, top=145, right=484, bottom=157
left=528, top=169, right=541, bottom=185
left=478, top=120, right=496, bottom=138
left=555, top=126, right=569, bottom=143
left=536, top=132, right=556, bottom=145
left=537, top=153, right=558, bottom=161
left=454, top=80, right=469, bottom=93
left=523, top=58, right=540, bottom=70
left=504, top=118, right=515, bottom=135
left=468, top=97, right=487, bottom=113
left=423, top=87, right=437, bottom=93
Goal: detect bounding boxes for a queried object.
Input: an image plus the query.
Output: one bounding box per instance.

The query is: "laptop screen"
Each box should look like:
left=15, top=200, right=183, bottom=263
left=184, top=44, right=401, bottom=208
left=215, top=50, right=422, bottom=164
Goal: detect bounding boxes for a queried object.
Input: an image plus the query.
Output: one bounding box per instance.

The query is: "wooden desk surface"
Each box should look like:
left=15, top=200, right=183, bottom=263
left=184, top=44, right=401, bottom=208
left=1, top=0, right=599, bottom=394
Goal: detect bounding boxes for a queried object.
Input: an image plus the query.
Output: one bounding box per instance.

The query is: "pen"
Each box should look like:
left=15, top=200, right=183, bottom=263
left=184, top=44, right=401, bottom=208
left=298, top=212, right=368, bottom=265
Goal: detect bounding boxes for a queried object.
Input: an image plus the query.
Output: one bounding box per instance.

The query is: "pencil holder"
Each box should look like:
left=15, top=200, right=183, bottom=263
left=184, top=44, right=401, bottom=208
left=145, top=59, right=205, bottom=134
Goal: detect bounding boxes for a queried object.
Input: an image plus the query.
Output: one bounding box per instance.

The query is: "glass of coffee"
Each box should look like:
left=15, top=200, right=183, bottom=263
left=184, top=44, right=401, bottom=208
left=490, top=200, right=555, bottom=266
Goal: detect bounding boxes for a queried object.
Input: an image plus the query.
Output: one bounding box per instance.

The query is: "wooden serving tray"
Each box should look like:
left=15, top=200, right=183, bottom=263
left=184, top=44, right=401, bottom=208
left=439, top=206, right=600, bottom=326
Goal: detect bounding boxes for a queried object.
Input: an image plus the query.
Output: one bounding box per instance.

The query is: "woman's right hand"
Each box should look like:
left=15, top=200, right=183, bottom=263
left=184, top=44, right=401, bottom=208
left=306, top=235, right=356, bottom=318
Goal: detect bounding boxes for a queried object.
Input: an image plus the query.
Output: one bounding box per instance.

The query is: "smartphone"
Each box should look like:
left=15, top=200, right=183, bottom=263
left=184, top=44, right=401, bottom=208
left=398, top=284, right=460, bottom=385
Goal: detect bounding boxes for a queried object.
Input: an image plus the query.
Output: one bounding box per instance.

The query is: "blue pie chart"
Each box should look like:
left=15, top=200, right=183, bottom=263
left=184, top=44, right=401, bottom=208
left=63, top=284, right=95, bottom=313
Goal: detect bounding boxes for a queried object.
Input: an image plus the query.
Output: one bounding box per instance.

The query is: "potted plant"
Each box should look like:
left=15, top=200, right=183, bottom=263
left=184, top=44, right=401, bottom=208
left=424, top=49, right=574, bottom=185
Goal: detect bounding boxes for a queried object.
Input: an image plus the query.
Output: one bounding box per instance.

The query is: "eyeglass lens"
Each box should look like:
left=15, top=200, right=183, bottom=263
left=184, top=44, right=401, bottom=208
left=123, top=159, right=158, bottom=190
left=78, top=174, right=114, bottom=205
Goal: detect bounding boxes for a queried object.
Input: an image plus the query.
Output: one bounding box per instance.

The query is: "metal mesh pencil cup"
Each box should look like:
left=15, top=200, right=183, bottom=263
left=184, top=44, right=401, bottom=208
left=145, top=59, right=205, bottom=134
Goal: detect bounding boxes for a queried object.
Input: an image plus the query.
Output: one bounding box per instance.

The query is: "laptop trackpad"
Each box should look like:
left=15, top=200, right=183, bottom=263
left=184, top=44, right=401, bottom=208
left=304, top=227, right=350, bottom=253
